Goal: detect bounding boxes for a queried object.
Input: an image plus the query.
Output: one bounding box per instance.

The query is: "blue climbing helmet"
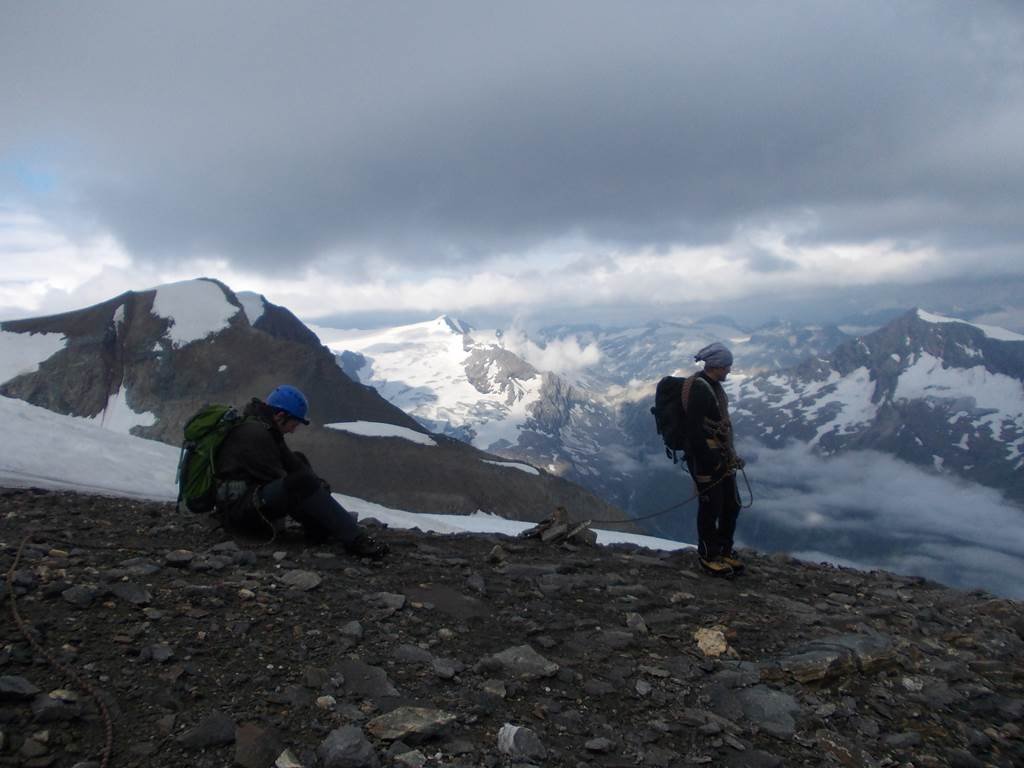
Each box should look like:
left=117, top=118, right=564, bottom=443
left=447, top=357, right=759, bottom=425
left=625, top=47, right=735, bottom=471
left=266, top=384, right=310, bottom=424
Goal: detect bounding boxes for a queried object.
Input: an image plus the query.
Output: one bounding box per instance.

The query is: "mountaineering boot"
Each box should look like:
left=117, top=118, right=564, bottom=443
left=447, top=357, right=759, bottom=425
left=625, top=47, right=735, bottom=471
left=347, top=531, right=389, bottom=560
left=720, top=549, right=745, bottom=572
left=699, top=556, right=734, bottom=577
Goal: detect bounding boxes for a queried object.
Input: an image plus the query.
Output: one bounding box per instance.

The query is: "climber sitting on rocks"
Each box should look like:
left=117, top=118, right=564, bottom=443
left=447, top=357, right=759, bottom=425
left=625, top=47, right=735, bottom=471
left=213, top=384, right=388, bottom=559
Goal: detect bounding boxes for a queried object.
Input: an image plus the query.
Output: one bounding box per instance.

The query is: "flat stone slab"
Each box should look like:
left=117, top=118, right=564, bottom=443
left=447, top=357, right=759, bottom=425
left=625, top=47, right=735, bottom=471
left=280, top=570, right=322, bottom=591
left=0, top=676, right=40, bottom=701
left=770, top=634, right=897, bottom=682
left=366, top=706, right=457, bottom=741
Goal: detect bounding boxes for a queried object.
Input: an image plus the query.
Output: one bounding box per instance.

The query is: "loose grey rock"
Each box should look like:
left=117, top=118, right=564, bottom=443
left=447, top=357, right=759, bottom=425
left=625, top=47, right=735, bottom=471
left=335, top=659, right=400, bottom=699
left=147, top=644, right=175, bottom=663
left=109, top=582, right=152, bottom=605
left=366, top=706, right=457, bottom=741
left=481, top=679, right=507, bottom=698
left=585, top=737, right=614, bottom=752
left=883, top=731, right=923, bottom=749
left=394, top=749, right=427, bottom=768
left=431, top=657, right=461, bottom=679
left=235, top=722, right=284, bottom=768
left=318, top=726, right=380, bottom=768
left=485, top=645, right=559, bottom=679
left=20, top=737, right=48, bottom=758
left=164, top=549, right=195, bottom=567
left=0, top=675, right=40, bottom=701
left=369, top=592, right=406, bottom=612
left=32, top=691, right=82, bottom=722
left=736, top=686, right=802, bottom=739
left=340, top=620, right=364, bottom=639
left=61, top=585, right=97, bottom=608
left=117, top=558, right=161, bottom=577
left=625, top=612, right=649, bottom=634
left=497, top=724, right=546, bottom=761
left=280, top=570, right=322, bottom=591
left=177, top=710, right=236, bottom=749
left=946, top=749, right=985, bottom=768
left=393, top=644, right=434, bottom=665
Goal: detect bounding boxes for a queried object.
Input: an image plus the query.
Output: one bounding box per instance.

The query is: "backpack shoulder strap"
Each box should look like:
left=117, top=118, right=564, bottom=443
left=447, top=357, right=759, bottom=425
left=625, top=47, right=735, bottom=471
left=683, top=375, right=719, bottom=410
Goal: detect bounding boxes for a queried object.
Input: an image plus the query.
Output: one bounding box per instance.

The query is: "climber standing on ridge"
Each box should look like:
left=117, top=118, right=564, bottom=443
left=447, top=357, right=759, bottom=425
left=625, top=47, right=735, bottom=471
left=685, top=343, right=744, bottom=576
left=213, top=384, right=388, bottom=558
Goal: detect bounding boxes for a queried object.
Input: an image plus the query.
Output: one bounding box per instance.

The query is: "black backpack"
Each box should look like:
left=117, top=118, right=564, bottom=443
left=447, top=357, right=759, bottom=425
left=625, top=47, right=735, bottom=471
left=651, top=376, right=688, bottom=462
left=651, top=375, right=718, bottom=463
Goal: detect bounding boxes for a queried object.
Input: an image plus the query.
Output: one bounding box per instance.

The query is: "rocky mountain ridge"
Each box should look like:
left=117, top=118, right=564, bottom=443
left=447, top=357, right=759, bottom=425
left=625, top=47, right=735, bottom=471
left=0, top=280, right=631, bottom=526
left=2, top=487, right=1022, bottom=768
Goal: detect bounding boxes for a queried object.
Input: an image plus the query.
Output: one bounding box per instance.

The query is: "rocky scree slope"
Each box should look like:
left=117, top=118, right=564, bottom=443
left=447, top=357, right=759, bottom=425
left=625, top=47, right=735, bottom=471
left=0, top=280, right=631, bottom=525
left=2, top=487, right=1022, bottom=768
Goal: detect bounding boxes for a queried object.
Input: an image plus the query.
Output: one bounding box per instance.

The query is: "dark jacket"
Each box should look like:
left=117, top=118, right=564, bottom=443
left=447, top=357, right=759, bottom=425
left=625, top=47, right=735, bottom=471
left=684, top=371, right=734, bottom=479
left=214, top=399, right=305, bottom=512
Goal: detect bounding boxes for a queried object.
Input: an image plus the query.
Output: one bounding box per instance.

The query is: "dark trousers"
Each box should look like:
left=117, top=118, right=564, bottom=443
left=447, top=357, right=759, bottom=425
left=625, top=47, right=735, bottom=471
left=690, top=469, right=741, bottom=559
left=226, top=469, right=359, bottom=545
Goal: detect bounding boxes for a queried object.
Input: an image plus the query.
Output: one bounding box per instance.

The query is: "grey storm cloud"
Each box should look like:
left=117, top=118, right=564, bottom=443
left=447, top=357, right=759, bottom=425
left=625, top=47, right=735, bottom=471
left=2, top=1, right=1024, bottom=272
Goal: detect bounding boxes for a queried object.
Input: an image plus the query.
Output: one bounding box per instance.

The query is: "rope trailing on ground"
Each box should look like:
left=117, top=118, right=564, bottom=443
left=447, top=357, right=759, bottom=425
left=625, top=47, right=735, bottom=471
left=586, top=463, right=753, bottom=525
left=6, top=534, right=115, bottom=768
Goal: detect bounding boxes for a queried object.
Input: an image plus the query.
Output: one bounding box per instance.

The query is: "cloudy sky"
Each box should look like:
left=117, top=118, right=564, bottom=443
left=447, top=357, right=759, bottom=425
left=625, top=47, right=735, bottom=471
left=2, top=2, right=1023, bottom=328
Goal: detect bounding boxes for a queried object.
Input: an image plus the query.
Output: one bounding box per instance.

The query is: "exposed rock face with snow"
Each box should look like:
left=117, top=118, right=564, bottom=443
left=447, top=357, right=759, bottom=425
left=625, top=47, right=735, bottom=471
left=734, top=309, right=1024, bottom=502
left=0, top=279, right=633, bottom=525
left=2, top=487, right=1022, bottom=768
left=0, top=278, right=411, bottom=441
left=318, top=318, right=642, bottom=508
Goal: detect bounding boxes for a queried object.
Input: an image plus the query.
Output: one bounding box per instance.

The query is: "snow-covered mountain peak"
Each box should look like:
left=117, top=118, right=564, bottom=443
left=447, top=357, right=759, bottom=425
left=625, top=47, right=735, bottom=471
left=915, top=308, right=1024, bottom=343
left=149, top=278, right=241, bottom=347
left=314, top=318, right=547, bottom=449
left=436, top=314, right=473, bottom=336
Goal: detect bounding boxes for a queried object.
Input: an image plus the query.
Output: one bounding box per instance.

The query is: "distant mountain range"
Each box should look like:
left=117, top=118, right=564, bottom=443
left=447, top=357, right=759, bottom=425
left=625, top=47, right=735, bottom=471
left=320, top=308, right=1024, bottom=512
left=734, top=309, right=1024, bottom=502
left=0, top=278, right=632, bottom=526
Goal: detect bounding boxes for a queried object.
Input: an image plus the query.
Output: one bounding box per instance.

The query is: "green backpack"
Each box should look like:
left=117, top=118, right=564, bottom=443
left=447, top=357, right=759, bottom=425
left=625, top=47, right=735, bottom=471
left=176, top=404, right=245, bottom=513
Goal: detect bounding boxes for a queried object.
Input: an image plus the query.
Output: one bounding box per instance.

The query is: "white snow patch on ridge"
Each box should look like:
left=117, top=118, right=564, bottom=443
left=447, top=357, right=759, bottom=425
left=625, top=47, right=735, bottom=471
left=151, top=280, right=239, bottom=347
left=0, top=330, right=67, bottom=383
left=896, top=352, right=1024, bottom=459
left=917, top=309, right=1024, bottom=342
left=483, top=459, right=540, bottom=475
left=895, top=353, right=1024, bottom=416
left=236, top=291, right=266, bottom=325
left=807, top=367, right=878, bottom=444
left=89, top=386, right=157, bottom=434
left=325, top=421, right=437, bottom=446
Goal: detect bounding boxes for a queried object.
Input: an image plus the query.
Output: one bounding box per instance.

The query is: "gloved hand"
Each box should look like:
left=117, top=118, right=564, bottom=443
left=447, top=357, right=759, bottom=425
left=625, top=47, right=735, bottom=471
left=735, top=456, right=746, bottom=470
